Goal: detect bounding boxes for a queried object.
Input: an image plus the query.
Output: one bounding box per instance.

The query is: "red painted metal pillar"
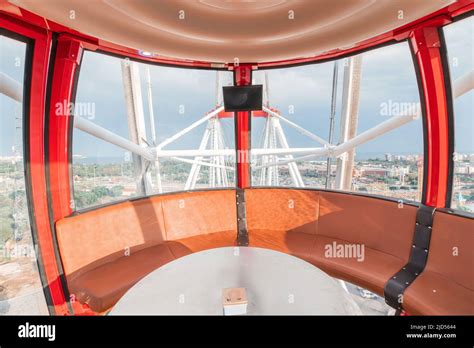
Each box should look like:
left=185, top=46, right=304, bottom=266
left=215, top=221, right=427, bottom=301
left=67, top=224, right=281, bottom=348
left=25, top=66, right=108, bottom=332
left=47, top=35, right=84, bottom=314
left=410, top=27, right=451, bottom=208
left=234, top=65, right=252, bottom=188
left=0, top=14, right=71, bottom=315
left=34, top=34, right=73, bottom=316
left=1, top=14, right=68, bottom=316
left=48, top=35, right=82, bottom=220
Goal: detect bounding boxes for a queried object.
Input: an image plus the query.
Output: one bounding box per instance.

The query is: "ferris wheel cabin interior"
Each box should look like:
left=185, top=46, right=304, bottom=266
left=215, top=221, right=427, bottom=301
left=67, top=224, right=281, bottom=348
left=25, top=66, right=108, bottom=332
left=0, top=0, right=473, bottom=317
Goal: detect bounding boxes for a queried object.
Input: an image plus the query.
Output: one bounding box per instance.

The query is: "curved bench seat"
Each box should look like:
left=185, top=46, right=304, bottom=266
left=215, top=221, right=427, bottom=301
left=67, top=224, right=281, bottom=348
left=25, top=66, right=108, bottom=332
left=246, top=228, right=408, bottom=296
left=55, top=188, right=473, bottom=314
left=69, top=232, right=236, bottom=312
left=404, top=271, right=473, bottom=315
left=311, top=235, right=407, bottom=296
left=245, top=188, right=417, bottom=297
left=69, top=242, right=180, bottom=312
left=403, top=211, right=474, bottom=315
left=247, top=229, right=317, bottom=262
left=56, top=190, right=238, bottom=312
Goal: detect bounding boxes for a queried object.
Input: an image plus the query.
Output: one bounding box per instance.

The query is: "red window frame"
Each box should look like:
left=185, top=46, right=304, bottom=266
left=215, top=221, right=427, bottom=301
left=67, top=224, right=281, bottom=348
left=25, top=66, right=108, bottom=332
left=1, top=0, right=472, bottom=315
left=0, top=13, right=70, bottom=315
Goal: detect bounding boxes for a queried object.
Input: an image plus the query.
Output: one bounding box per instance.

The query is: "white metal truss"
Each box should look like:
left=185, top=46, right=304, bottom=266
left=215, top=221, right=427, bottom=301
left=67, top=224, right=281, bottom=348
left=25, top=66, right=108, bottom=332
left=3, top=63, right=471, bottom=194
left=121, top=60, right=153, bottom=195
left=145, top=66, right=163, bottom=193
left=252, top=72, right=305, bottom=187
left=183, top=115, right=231, bottom=190
left=326, top=61, right=339, bottom=188
left=335, top=56, right=363, bottom=191
left=254, top=113, right=304, bottom=187
left=74, top=109, right=418, bottom=170
left=0, top=72, right=22, bottom=102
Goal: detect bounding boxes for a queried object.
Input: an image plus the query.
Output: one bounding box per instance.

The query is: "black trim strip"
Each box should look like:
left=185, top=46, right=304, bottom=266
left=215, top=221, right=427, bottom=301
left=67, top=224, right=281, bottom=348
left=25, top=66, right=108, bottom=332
left=439, top=28, right=456, bottom=208
left=384, top=204, right=435, bottom=310
left=68, top=50, right=83, bottom=213
left=436, top=207, right=474, bottom=220
left=236, top=188, right=249, bottom=246
left=446, top=9, right=474, bottom=24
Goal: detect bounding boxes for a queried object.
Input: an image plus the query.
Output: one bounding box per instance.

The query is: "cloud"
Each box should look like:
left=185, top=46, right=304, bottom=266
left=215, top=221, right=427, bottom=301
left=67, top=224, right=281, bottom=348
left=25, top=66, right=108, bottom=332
left=1, top=18, right=472, bottom=158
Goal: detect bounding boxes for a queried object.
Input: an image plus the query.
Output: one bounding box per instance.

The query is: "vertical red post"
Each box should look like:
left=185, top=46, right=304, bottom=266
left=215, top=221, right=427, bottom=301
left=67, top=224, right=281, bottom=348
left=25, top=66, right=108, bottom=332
left=47, top=35, right=84, bottom=314
left=234, top=65, right=252, bottom=188
left=34, top=34, right=72, bottom=316
left=410, top=27, right=451, bottom=208
left=48, top=35, right=82, bottom=220
left=0, top=14, right=70, bottom=315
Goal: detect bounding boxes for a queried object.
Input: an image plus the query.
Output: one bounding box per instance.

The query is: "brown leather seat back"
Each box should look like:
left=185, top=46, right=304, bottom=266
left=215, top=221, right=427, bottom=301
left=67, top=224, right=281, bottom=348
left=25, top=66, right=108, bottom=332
left=56, top=190, right=237, bottom=279
left=245, top=189, right=319, bottom=234
left=317, top=191, right=417, bottom=261
left=426, top=211, right=474, bottom=290
left=161, top=190, right=236, bottom=240
left=56, top=197, right=165, bottom=278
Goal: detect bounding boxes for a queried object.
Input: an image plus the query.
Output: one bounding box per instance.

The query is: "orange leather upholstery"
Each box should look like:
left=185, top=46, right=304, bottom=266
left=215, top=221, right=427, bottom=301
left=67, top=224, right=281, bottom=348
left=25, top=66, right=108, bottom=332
left=161, top=190, right=237, bottom=240
left=315, top=191, right=418, bottom=295
left=245, top=189, right=417, bottom=295
left=245, top=189, right=319, bottom=235
left=245, top=189, right=319, bottom=262
left=56, top=190, right=236, bottom=312
left=317, top=191, right=416, bottom=261
left=312, top=235, right=407, bottom=295
left=55, top=188, right=473, bottom=315
left=404, top=211, right=474, bottom=315
left=56, top=196, right=166, bottom=279
left=69, top=242, right=180, bottom=312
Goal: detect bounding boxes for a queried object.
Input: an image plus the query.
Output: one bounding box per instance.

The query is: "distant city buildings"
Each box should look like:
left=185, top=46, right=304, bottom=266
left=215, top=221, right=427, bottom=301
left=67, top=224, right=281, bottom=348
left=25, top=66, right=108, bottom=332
left=454, top=165, right=474, bottom=174
left=1, top=152, right=472, bottom=212
left=0, top=155, right=22, bottom=163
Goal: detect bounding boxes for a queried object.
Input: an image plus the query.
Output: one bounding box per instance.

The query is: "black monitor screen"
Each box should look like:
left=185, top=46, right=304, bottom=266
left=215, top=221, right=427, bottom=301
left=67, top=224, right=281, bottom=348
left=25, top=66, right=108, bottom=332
left=223, top=85, right=263, bottom=112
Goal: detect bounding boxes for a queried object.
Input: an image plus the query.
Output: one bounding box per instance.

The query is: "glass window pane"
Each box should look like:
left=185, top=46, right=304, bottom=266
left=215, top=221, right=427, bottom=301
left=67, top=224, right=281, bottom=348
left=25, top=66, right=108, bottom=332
left=444, top=17, right=474, bottom=213
left=354, top=42, right=423, bottom=201
left=73, top=52, right=141, bottom=210
left=251, top=41, right=423, bottom=201
left=73, top=51, right=235, bottom=210
left=0, top=35, right=48, bottom=315
left=252, top=62, right=334, bottom=188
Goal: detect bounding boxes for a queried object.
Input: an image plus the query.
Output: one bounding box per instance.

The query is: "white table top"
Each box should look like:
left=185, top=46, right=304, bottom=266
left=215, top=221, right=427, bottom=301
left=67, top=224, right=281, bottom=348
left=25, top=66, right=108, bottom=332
left=110, top=247, right=362, bottom=315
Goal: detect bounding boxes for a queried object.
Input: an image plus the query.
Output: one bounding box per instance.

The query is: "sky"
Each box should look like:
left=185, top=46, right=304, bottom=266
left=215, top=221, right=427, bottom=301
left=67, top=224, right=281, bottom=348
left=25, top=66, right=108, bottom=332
left=0, top=17, right=472, bottom=159
left=0, top=37, right=25, bottom=157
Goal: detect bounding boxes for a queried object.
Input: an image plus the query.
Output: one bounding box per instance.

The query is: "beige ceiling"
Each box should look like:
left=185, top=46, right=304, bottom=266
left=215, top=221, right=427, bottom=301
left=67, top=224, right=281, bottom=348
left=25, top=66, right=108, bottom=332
left=11, top=0, right=455, bottom=63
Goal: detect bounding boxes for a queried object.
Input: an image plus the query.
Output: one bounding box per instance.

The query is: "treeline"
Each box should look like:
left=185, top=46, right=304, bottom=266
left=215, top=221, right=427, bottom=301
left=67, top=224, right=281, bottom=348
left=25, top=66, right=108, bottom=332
left=74, top=185, right=124, bottom=209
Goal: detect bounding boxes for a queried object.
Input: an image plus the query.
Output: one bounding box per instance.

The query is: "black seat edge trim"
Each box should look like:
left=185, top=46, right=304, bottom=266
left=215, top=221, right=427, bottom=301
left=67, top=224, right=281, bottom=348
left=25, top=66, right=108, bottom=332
left=236, top=188, right=249, bottom=246
left=384, top=204, right=435, bottom=310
